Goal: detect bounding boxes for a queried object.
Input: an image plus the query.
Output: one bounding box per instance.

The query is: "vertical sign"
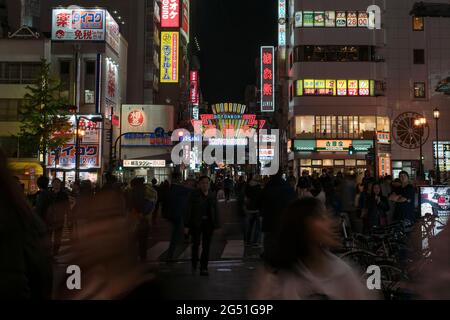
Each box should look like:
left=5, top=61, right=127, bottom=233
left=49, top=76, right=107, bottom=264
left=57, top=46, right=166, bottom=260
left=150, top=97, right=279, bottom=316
left=160, top=31, right=179, bottom=83
left=105, top=11, right=120, bottom=53
left=261, top=46, right=275, bottom=112
left=161, top=0, right=180, bottom=28
left=181, top=0, right=189, bottom=43
left=278, top=0, right=286, bottom=46
left=190, top=70, right=199, bottom=106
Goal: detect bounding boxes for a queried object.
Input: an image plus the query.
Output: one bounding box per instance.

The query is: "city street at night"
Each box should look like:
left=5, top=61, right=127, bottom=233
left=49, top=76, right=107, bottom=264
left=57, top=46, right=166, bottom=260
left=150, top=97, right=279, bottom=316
left=1, top=0, right=450, bottom=312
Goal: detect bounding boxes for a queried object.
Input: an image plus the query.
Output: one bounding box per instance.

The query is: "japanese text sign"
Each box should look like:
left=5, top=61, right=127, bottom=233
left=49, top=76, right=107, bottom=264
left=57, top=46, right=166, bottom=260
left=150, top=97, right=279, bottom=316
left=260, top=46, right=275, bottom=112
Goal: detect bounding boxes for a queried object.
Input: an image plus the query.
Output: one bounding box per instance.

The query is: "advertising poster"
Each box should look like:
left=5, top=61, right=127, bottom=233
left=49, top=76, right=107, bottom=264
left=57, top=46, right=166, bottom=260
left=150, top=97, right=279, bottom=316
left=160, top=31, right=179, bottom=83
left=294, top=11, right=303, bottom=27
left=348, top=80, right=358, bottom=95
left=336, top=11, right=347, bottom=27
left=326, top=79, right=336, bottom=95
left=52, top=8, right=106, bottom=41
left=161, top=0, right=180, bottom=28
left=325, top=11, right=335, bottom=27
left=296, top=80, right=303, bottom=96
left=347, top=11, right=358, bottom=27
left=337, top=80, right=347, bottom=96
left=303, top=11, right=314, bottom=27
left=314, top=11, right=325, bottom=27
left=358, top=12, right=369, bottom=27
left=106, top=12, right=120, bottom=53
left=359, top=80, right=370, bottom=96
left=303, top=79, right=314, bottom=95
left=420, top=186, right=450, bottom=247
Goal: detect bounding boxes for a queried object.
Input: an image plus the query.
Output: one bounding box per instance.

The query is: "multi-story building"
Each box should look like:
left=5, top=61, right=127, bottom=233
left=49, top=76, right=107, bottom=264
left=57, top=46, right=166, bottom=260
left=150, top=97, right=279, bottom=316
left=286, top=0, right=450, bottom=180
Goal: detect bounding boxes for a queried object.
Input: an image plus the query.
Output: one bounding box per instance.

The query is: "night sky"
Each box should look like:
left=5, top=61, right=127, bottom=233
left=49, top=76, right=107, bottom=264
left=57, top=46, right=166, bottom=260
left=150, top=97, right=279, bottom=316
left=198, top=0, right=277, bottom=105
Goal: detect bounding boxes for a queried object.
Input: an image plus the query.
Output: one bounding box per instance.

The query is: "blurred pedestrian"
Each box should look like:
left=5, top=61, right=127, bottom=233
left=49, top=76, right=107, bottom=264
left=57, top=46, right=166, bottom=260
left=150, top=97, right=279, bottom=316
left=151, top=178, right=160, bottom=226
left=390, top=171, right=416, bottom=224
left=185, top=176, right=220, bottom=276
left=260, top=171, right=296, bottom=262
left=48, top=178, right=70, bottom=257
left=165, top=172, right=193, bottom=262
left=0, top=149, right=53, bottom=299
left=251, top=197, right=372, bottom=300
left=244, top=175, right=262, bottom=247
left=223, top=175, right=233, bottom=201
left=364, top=183, right=389, bottom=233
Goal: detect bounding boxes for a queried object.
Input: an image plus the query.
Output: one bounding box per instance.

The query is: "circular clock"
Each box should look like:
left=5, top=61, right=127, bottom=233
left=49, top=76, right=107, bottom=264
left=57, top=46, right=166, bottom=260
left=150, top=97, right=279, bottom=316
left=392, top=112, right=429, bottom=149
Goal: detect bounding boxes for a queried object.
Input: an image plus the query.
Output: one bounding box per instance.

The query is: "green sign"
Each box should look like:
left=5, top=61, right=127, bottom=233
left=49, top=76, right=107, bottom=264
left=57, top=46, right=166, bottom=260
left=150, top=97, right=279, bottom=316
left=303, top=11, right=314, bottom=27
left=352, top=140, right=374, bottom=151
left=293, top=140, right=315, bottom=152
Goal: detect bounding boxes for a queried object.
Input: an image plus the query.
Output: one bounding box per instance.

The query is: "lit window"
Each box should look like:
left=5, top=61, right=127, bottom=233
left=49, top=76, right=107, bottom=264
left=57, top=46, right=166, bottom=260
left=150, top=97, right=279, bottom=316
left=414, top=82, right=426, bottom=98
left=295, top=116, right=314, bottom=135
left=413, top=16, right=424, bottom=31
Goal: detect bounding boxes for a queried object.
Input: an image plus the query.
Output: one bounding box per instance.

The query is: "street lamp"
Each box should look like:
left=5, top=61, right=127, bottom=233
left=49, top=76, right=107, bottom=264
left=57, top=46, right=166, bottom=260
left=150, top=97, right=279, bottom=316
left=434, top=108, right=441, bottom=184
left=414, top=116, right=427, bottom=180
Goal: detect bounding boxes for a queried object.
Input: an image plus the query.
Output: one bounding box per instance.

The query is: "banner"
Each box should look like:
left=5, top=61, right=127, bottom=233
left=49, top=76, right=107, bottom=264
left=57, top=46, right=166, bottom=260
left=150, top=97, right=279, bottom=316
left=161, top=0, right=180, bottom=28
left=260, top=46, right=275, bottom=112
left=52, top=8, right=106, bottom=41
left=160, top=31, right=179, bottom=83
left=190, top=70, right=199, bottom=106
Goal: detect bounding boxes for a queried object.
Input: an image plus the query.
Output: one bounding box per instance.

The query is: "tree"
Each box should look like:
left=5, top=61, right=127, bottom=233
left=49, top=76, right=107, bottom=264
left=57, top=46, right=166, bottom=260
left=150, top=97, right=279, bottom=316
left=19, top=58, right=72, bottom=169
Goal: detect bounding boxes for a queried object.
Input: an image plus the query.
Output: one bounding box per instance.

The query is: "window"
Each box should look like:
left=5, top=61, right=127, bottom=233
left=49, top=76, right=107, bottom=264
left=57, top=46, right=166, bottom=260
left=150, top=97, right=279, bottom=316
left=413, top=16, right=424, bottom=31
left=312, top=160, right=322, bottom=166
left=0, top=62, right=41, bottom=84
left=84, top=60, right=96, bottom=104
left=334, top=160, right=345, bottom=166
left=377, top=117, right=390, bottom=132
left=295, top=116, right=314, bottom=135
left=357, top=160, right=367, bottom=166
left=300, top=159, right=312, bottom=166
left=413, top=49, right=425, bottom=64
left=294, top=45, right=375, bottom=62
left=360, top=116, right=376, bottom=135
left=414, top=82, right=426, bottom=98
left=323, top=159, right=334, bottom=166
left=0, top=99, right=26, bottom=121
left=345, top=159, right=356, bottom=166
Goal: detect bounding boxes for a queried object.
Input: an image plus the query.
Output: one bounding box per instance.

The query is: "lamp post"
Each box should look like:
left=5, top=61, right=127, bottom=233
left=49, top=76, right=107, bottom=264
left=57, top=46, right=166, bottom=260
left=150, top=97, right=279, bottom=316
left=414, top=116, right=427, bottom=181
left=434, top=108, right=440, bottom=184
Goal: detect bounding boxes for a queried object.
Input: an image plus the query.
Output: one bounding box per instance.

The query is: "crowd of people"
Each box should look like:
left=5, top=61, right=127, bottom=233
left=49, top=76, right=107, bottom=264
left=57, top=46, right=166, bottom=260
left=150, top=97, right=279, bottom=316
left=1, top=141, right=449, bottom=299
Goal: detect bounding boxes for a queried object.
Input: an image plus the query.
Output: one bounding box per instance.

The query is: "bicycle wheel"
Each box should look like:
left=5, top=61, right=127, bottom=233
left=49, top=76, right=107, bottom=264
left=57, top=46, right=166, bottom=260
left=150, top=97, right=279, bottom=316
left=339, top=250, right=378, bottom=275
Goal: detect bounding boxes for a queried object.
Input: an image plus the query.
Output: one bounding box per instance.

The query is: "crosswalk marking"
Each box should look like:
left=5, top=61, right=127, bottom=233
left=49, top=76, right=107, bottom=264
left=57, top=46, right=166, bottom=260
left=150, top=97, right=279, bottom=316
left=147, top=241, right=170, bottom=260
left=221, top=240, right=244, bottom=259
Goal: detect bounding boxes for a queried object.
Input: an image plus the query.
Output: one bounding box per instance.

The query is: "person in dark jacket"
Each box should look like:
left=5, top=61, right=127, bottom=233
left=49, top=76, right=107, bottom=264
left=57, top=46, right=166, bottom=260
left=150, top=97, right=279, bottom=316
left=0, top=150, right=53, bottom=299
left=260, top=171, right=297, bottom=262
left=166, top=172, right=194, bottom=262
left=49, top=178, right=70, bottom=257
left=34, top=176, right=52, bottom=225
left=185, top=176, right=220, bottom=276
left=364, top=183, right=390, bottom=233
left=244, top=175, right=262, bottom=246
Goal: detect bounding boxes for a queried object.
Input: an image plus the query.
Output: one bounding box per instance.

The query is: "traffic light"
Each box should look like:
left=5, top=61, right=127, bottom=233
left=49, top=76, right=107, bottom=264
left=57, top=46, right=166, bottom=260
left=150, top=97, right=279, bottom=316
left=348, top=145, right=355, bottom=155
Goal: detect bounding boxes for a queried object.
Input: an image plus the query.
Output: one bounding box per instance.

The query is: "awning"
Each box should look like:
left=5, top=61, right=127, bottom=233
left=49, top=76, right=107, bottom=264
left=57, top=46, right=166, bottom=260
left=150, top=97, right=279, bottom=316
left=8, top=161, right=44, bottom=176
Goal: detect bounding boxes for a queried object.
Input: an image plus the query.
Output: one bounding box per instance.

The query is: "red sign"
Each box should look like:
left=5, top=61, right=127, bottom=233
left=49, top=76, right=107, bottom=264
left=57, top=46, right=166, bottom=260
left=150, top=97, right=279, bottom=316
left=260, top=46, right=275, bottom=112
left=161, top=0, right=180, bottom=28
left=112, top=115, right=120, bottom=126
left=128, top=110, right=144, bottom=127
left=190, top=70, right=199, bottom=106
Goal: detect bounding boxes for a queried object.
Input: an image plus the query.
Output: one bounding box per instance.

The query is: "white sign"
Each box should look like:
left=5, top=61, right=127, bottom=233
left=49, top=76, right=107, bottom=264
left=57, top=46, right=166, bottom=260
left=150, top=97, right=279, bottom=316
left=295, top=11, right=302, bottom=28
left=209, top=138, right=248, bottom=146
left=192, top=106, right=199, bottom=120
left=123, top=160, right=166, bottom=168
left=254, top=134, right=276, bottom=143
left=106, top=12, right=120, bottom=53
left=52, top=8, right=106, bottom=41
left=105, top=59, right=118, bottom=103
left=278, top=0, right=287, bottom=47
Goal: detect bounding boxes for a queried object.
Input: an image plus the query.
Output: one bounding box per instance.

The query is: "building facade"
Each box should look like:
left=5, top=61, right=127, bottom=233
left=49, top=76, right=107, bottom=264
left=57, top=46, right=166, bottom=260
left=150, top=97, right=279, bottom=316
left=286, top=0, right=450, bottom=180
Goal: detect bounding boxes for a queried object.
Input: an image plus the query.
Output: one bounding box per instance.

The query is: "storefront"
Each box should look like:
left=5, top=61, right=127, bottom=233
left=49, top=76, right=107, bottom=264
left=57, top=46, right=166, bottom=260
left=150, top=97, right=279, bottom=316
left=292, top=139, right=374, bottom=176
left=8, top=161, right=43, bottom=195
left=46, top=114, right=103, bottom=188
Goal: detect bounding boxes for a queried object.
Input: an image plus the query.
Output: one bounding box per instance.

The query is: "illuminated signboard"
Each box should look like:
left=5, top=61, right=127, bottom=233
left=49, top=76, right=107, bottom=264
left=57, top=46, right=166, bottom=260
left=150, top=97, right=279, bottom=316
left=192, top=106, right=199, bottom=120
left=208, top=138, right=248, bottom=146
left=260, top=46, right=275, bottom=112
left=325, top=11, right=335, bottom=27
left=278, top=0, right=286, bottom=46
left=46, top=115, right=102, bottom=169
left=377, top=132, right=391, bottom=144
left=161, top=0, right=180, bottom=28
left=295, top=11, right=303, bottom=27
left=257, top=148, right=275, bottom=160
left=303, top=11, right=314, bottom=27
left=123, top=160, right=166, bottom=168
left=293, top=140, right=316, bottom=152
left=52, top=8, right=106, bottom=41
left=190, top=70, right=199, bottom=106
left=105, top=12, right=120, bottom=53
left=160, top=31, right=179, bottom=83
left=296, top=79, right=375, bottom=96
left=314, top=11, right=325, bottom=27
left=347, top=11, right=358, bottom=27
left=295, top=10, right=380, bottom=28
left=316, top=140, right=352, bottom=152
left=181, top=0, right=189, bottom=42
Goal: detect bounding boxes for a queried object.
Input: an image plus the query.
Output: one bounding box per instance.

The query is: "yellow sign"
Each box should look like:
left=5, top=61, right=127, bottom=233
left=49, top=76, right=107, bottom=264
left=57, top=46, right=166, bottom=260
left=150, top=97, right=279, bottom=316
left=160, top=31, right=179, bottom=83
left=296, top=80, right=303, bottom=96
left=316, top=140, right=351, bottom=152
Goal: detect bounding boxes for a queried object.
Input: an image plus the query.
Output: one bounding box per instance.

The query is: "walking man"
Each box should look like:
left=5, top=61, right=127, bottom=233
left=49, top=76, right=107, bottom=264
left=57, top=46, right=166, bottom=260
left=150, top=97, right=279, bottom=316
left=185, top=176, right=220, bottom=276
